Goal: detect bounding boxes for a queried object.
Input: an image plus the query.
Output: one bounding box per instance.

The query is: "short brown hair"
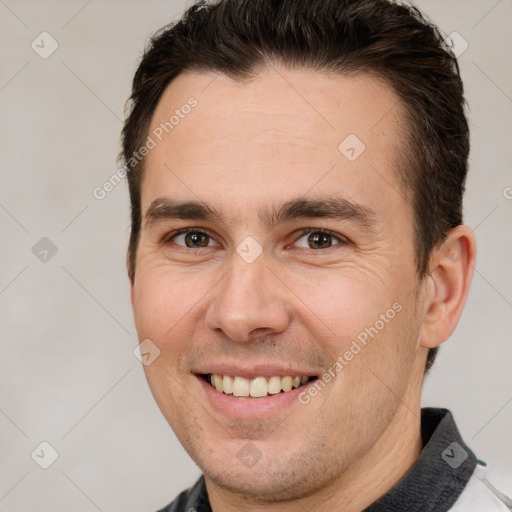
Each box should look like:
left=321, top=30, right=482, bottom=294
left=121, top=0, right=470, bottom=372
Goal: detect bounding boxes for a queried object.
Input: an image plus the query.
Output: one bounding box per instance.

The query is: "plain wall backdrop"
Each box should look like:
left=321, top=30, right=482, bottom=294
left=1, top=0, right=511, bottom=510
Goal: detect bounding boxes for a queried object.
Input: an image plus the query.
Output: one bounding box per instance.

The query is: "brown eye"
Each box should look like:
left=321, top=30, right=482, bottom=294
left=172, top=231, right=217, bottom=248
left=294, top=229, right=345, bottom=250
left=308, top=232, right=333, bottom=249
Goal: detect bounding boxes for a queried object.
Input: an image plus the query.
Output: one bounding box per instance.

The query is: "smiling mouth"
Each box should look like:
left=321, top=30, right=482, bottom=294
left=200, top=373, right=318, bottom=398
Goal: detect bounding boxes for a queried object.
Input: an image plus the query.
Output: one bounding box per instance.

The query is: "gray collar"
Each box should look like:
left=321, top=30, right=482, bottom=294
left=364, top=407, right=477, bottom=511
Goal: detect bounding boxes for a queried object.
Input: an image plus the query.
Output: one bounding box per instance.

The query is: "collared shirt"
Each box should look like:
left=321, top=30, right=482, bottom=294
left=156, top=408, right=510, bottom=511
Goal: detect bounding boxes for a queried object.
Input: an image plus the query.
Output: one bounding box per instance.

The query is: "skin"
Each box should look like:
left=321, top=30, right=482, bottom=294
left=131, top=65, right=476, bottom=511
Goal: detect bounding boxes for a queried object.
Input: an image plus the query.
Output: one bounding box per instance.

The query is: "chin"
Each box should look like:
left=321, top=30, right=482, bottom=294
left=195, top=442, right=341, bottom=504
left=206, top=467, right=319, bottom=503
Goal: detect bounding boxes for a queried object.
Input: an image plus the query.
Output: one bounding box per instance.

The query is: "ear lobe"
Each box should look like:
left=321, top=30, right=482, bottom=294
left=420, top=225, right=476, bottom=349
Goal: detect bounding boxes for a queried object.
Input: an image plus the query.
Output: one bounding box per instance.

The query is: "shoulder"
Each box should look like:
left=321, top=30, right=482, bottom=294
left=449, top=463, right=512, bottom=511
left=155, top=476, right=210, bottom=512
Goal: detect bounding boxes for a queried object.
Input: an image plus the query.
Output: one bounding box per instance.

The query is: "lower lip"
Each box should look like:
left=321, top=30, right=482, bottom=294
left=196, top=376, right=313, bottom=419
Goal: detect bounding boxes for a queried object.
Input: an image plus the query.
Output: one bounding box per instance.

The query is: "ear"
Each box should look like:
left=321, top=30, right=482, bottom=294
left=420, top=225, right=476, bottom=349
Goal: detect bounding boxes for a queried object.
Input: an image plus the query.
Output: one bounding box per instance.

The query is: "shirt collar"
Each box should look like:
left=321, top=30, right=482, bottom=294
left=364, top=407, right=477, bottom=511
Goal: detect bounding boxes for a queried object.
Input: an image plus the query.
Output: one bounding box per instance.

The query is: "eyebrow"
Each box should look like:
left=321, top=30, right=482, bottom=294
left=143, top=196, right=378, bottom=231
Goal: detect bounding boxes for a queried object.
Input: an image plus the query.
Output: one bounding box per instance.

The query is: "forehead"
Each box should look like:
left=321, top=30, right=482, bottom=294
left=142, top=66, right=409, bottom=226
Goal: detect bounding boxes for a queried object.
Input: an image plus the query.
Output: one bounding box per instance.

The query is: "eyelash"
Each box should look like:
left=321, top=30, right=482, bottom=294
left=163, top=227, right=349, bottom=250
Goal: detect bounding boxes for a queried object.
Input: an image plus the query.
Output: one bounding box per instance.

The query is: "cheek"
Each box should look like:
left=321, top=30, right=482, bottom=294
left=297, top=267, right=419, bottom=396
left=132, top=264, right=218, bottom=353
left=133, top=267, right=185, bottom=338
left=285, top=267, right=394, bottom=342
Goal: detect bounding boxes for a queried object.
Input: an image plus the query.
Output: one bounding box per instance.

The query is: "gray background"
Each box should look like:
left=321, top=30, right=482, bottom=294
left=1, top=0, right=511, bottom=510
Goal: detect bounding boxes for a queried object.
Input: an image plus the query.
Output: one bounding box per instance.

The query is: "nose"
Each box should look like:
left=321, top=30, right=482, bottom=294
left=205, top=253, right=291, bottom=343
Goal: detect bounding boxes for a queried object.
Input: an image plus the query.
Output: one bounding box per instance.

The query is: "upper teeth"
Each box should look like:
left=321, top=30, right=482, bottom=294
left=209, top=374, right=310, bottom=397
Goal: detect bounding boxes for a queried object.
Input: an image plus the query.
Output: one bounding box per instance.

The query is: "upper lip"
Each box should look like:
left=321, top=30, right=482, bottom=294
left=194, top=363, right=320, bottom=380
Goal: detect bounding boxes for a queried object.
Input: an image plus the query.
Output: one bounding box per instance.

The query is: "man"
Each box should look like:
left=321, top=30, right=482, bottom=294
left=121, top=0, right=510, bottom=510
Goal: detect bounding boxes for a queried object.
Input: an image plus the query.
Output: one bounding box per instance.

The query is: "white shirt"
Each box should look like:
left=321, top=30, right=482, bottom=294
left=450, top=463, right=511, bottom=511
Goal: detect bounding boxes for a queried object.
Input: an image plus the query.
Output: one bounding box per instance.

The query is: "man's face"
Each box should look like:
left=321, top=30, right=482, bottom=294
left=132, top=67, right=428, bottom=500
